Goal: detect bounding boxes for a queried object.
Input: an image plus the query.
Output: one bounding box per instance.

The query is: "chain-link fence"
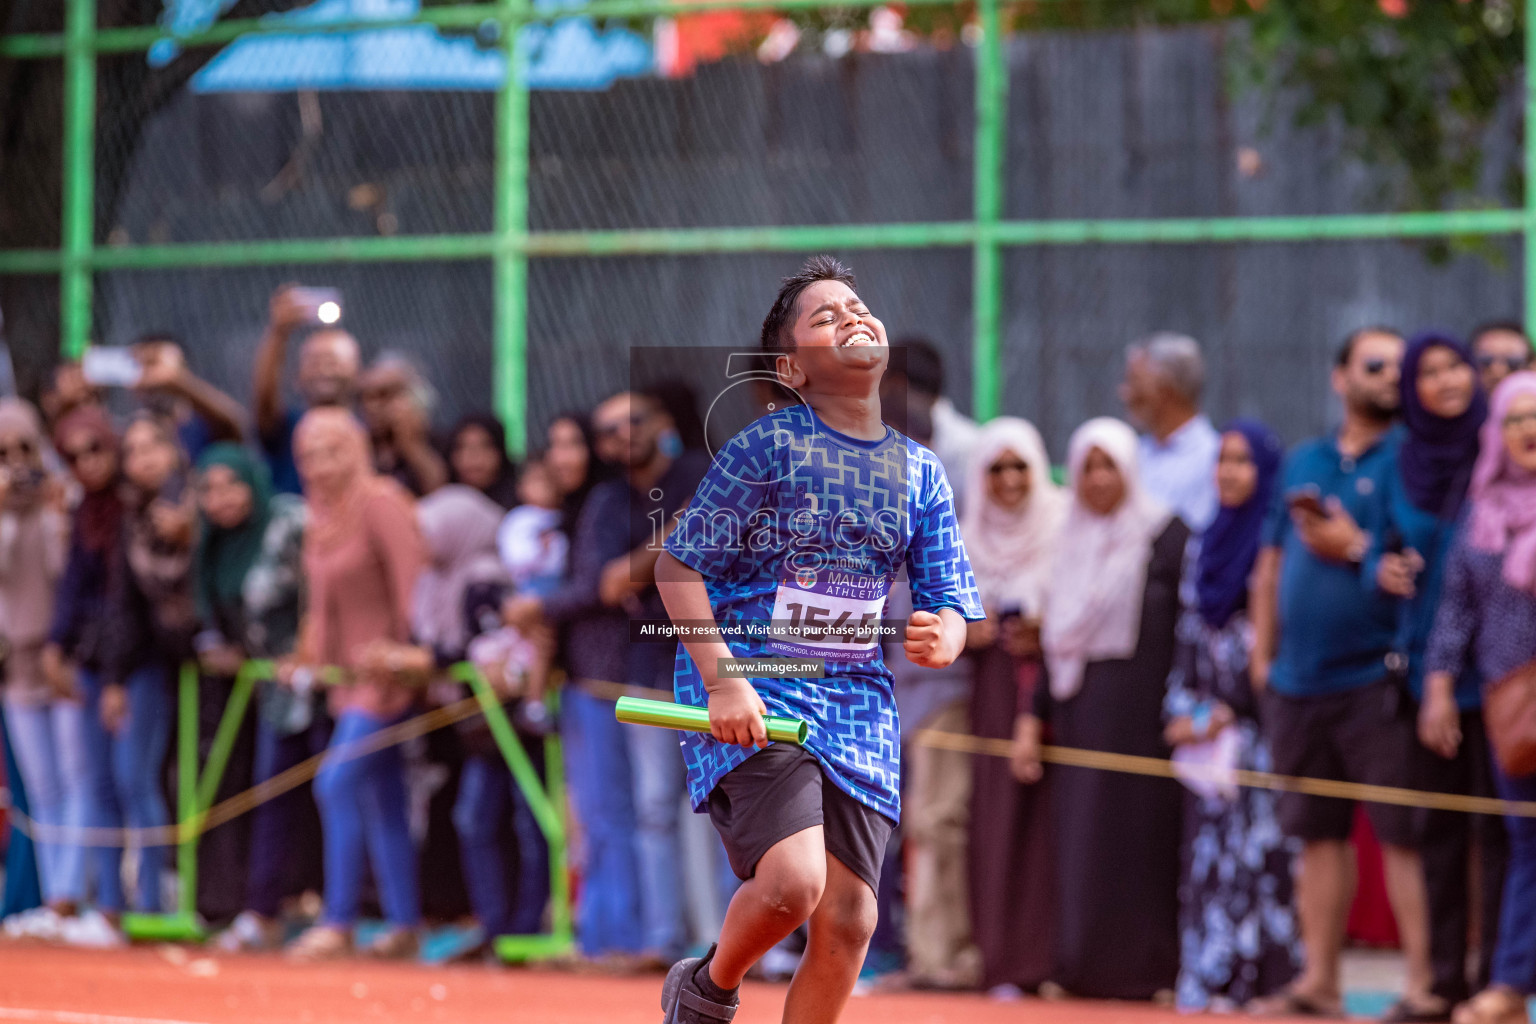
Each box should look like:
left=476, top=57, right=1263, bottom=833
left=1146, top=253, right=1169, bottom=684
left=0, top=0, right=1531, bottom=456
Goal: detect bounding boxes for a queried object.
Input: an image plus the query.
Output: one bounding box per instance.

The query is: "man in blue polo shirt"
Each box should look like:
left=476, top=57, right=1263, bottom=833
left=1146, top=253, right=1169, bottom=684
left=1250, top=326, right=1443, bottom=1022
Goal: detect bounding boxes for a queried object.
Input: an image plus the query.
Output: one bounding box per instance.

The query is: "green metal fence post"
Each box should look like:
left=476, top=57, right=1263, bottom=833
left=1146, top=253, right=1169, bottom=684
left=494, top=0, right=532, bottom=457
left=60, top=0, right=96, bottom=360
left=972, top=0, right=1005, bottom=421
left=451, top=664, right=574, bottom=962
left=124, top=663, right=206, bottom=942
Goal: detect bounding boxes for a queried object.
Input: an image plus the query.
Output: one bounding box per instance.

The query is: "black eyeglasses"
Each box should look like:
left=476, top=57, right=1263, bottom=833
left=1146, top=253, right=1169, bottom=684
left=1504, top=410, right=1536, bottom=430
left=988, top=460, right=1029, bottom=476
left=1478, top=354, right=1532, bottom=372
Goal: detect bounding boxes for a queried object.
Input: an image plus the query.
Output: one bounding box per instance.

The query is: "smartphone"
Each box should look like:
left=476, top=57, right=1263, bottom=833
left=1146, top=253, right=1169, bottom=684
left=288, top=287, right=343, bottom=326
left=81, top=345, right=143, bottom=388
left=1285, top=486, right=1328, bottom=519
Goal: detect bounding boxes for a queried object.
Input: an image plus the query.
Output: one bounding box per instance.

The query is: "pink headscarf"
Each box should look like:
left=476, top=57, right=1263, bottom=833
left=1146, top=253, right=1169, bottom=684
left=1467, top=371, right=1536, bottom=595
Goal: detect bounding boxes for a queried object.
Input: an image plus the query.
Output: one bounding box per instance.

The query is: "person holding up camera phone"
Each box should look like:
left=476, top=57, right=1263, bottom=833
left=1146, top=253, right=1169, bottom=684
left=253, top=284, right=360, bottom=495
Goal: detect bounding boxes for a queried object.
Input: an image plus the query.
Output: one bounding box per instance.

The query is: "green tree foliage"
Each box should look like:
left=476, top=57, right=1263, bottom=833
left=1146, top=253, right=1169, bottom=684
left=1240, top=0, right=1523, bottom=213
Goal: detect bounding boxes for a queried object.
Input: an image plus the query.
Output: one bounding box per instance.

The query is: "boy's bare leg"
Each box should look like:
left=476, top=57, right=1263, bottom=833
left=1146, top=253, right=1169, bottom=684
left=780, top=853, right=878, bottom=1024
left=707, top=827, right=828, bottom=990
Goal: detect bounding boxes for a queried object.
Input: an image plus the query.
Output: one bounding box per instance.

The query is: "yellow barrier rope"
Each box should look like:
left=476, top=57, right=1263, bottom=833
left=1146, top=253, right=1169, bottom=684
left=1, top=695, right=487, bottom=848
left=577, top=678, right=1536, bottom=821
left=8, top=677, right=1536, bottom=849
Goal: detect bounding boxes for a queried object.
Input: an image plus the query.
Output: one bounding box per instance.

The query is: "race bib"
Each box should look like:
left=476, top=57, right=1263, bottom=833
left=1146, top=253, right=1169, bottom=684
left=766, top=566, right=890, bottom=663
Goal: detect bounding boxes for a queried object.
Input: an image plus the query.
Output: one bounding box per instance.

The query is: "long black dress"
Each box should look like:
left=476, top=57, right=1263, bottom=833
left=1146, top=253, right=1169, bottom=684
left=1034, top=518, right=1188, bottom=1000
left=969, top=645, right=1056, bottom=991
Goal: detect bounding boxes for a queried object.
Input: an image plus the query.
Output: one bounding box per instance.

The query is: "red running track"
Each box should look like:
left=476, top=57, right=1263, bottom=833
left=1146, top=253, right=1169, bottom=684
left=0, top=946, right=1294, bottom=1024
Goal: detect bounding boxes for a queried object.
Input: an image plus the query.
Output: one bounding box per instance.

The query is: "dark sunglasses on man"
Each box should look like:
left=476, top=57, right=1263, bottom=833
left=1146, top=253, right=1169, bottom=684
left=1477, top=353, right=1532, bottom=373
left=594, top=410, right=651, bottom=440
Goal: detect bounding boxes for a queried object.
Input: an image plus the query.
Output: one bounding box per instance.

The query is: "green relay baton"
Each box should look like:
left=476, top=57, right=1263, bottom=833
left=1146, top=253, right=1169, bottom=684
left=615, top=695, right=809, bottom=745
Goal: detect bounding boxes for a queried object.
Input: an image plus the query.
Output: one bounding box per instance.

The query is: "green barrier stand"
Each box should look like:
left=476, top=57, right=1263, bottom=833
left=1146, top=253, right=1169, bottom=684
left=119, top=658, right=573, bottom=955
left=451, top=663, right=575, bottom=963
left=123, top=660, right=259, bottom=943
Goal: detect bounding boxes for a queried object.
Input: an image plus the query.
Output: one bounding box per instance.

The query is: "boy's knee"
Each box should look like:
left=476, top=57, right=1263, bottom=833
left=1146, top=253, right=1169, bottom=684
left=752, top=860, right=825, bottom=925
left=818, top=884, right=877, bottom=950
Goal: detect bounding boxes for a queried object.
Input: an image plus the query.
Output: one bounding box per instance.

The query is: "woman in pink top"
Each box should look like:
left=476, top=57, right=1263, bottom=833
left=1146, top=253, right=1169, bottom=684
left=284, top=408, right=427, bottom=962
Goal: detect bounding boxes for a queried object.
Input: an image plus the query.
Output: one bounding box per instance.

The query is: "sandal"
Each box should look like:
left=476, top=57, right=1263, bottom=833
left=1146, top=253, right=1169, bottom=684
left=1382, top=997, right=1453, bottom=1023
left=286, top=924, right=352, bottom=962
left=1452, top=989, right=1530, bottom=1024
left=1247, top=988, right=1346, bottom=1018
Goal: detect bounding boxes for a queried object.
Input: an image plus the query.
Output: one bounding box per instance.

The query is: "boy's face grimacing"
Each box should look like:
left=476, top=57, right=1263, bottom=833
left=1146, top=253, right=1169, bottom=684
left=775, top=280, right=889, bottom=394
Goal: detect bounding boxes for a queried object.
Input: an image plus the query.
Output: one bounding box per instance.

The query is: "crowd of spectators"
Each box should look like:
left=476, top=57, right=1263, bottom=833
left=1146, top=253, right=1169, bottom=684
left=2, top=284, right=1536, bottom=1024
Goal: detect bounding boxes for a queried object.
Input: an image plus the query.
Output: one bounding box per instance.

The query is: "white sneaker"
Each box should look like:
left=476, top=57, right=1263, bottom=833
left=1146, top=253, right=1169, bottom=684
left=59, top=910, right=126, bottom=949
left=215, top=911, right=278, bottom=953
left=2, top=906, right=65, bottom=941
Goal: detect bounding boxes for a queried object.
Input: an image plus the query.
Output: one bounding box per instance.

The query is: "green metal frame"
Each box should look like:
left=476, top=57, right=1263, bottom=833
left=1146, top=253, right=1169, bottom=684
left=122, top=660, right=257, bottom=943
left=2, top=0, right=1535, bottom=436
left=118, top=660, right=572, bottom=957
left=451, top=663, right=575, bottom=962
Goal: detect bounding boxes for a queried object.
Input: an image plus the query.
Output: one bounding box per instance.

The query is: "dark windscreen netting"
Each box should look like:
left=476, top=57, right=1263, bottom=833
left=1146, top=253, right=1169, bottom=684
left=0, top=57, right=63, bottom=250
left=1000, top=237, right=1522, bottom=456
left=529, top=48, right=973, bottom=231
left=1004, top=24, right=1522, bottom=220
left=97, top=52, right=495, bottom=245
left=523, top=250, right=972, bottom=436
left=4, top=14, right=1527, bottom=450
left=91, top=260, right=494, bottom=421
left=0, top=275, right=62, bottom=398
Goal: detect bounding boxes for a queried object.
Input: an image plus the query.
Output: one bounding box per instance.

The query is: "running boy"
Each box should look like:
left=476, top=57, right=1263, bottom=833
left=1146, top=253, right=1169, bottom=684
left=655, top=256, right=983, bottom=1024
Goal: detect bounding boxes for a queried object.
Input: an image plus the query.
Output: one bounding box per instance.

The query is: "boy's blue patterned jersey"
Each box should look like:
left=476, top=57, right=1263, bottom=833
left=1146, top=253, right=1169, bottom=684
left=663, top=403, right=984, bottom=822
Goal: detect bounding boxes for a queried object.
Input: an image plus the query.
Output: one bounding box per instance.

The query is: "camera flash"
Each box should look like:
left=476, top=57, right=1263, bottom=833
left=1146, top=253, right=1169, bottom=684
left=317, top=301, right=342, bottom=324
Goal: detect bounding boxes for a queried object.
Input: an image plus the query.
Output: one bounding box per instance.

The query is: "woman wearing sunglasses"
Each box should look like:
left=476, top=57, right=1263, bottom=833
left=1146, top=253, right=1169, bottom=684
left=60, top=412, right=195, bottom=947
left=39, top=406, right=133, bottom=946
left=0, top=399, right=84, bottom=943
left=1424, top=372, right=1536, bottom=1024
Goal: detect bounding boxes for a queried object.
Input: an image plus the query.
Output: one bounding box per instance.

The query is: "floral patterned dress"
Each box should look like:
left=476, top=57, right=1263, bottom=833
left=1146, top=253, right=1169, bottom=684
left=1164, top=606, right=1303, bottom=1011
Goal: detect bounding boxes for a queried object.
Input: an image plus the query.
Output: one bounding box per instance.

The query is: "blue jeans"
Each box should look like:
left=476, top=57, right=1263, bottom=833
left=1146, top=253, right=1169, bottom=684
left=1492, top=761, right=1536, bottom=992
left=314, top=709, right=420, bottom=929
left=78, top=665, right=173, bottom=913
left=622, top=719, right=689, bottom=960
left=246, top=713, right=331, bottom=918
left=560, top=685, right=641, bottom=955
left=2, top=695, right=91, bottom=907
left=453, top=751, right=550, bottom=936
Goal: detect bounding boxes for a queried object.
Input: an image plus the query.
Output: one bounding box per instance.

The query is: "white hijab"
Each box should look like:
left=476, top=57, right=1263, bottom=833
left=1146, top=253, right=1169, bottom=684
left=960, top=417, right=1068, bottom=614
left=1042, top=417, right=1172, bottom=701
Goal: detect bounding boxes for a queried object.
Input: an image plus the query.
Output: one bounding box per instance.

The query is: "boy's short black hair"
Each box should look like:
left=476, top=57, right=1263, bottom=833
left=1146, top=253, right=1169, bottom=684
left=760, top=255, right=857, bottom=354
left=1335, top=325, right=1402, bottom=368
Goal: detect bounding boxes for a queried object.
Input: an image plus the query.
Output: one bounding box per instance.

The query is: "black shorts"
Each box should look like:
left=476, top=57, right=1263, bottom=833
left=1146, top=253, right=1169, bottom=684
left=1265, top=676, right=1425, bottom=848
left=707, top=743, right=895, bottom=895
